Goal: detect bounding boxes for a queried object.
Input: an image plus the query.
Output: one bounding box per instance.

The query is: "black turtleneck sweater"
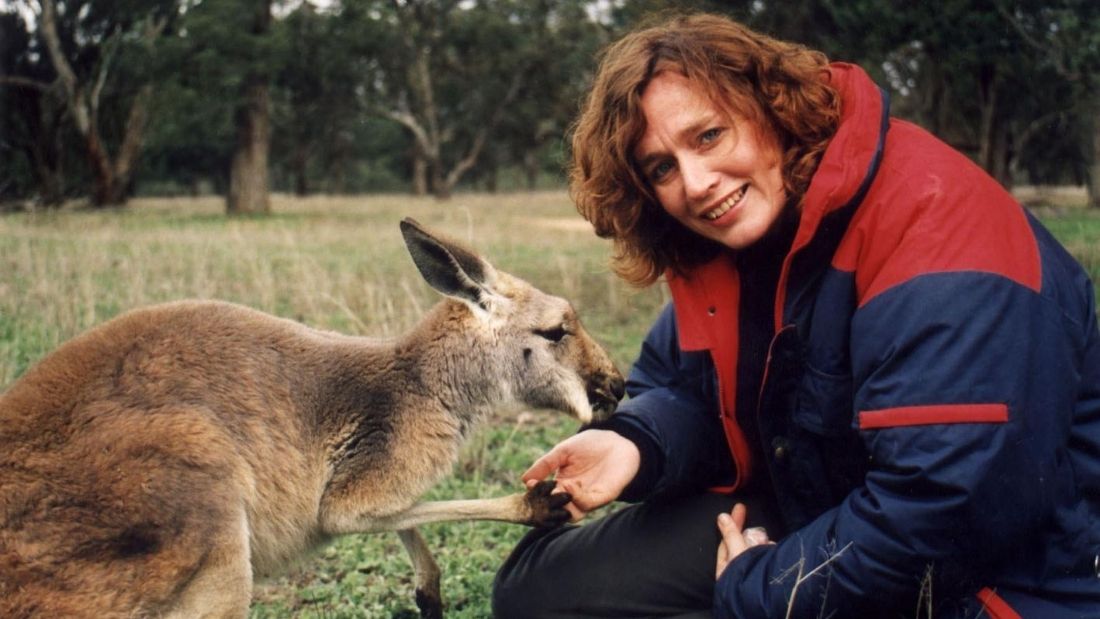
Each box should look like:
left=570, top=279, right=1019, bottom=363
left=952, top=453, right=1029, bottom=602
left=606, top=204, right=799, bottom=502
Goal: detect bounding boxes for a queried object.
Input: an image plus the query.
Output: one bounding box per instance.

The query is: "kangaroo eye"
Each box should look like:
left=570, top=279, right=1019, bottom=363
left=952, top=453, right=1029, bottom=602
left=535, top=325, right=568, bottom=342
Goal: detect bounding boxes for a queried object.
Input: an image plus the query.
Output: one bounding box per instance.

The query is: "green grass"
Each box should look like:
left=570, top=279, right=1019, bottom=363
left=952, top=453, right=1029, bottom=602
left=1034, top=207, right=1100, bottom=289
left=1, top=192, right=1096, bottom=617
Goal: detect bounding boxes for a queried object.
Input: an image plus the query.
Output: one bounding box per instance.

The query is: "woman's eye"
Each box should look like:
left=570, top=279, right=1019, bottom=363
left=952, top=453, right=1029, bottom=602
left=649, top=160, right=674, bottom=182
left=700, top=128, right=722, bottom=144
left=535, top=325, right=568, bottom=342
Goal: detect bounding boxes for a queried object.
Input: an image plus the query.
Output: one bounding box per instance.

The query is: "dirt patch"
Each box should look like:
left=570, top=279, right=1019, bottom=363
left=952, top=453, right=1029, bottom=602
left=1013, top=185, right=1087, bottom=208
left=523, top=217, right=594, bottom=233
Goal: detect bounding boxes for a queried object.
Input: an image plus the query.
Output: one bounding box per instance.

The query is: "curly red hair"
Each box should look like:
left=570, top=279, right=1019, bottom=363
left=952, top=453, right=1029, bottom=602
left=570, top=13, right=841, bottom=286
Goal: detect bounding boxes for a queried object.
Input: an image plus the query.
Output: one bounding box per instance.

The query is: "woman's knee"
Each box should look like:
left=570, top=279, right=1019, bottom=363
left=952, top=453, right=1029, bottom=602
left=491, top=568, right=534, bottom=618
left=492, top=527, right=565, bottom=618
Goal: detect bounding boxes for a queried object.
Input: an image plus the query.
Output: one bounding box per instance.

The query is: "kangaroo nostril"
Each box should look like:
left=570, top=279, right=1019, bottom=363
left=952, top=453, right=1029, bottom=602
left=609, top=376, right=626, bottom=401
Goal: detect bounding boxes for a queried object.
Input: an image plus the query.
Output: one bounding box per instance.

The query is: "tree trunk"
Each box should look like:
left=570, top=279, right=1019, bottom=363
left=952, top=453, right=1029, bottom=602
left=977, top=66, right=1000, bottom=177
left=227, top=0, right=273, bottom=215
left=1091, top=122, right=1100, bottom=212
left=918, top=53, right=947, bottom=137
left=24, top=97, right=65, bottom=207
left=115, top=85, right=151, bottom=182
left=975, top=66, right=1017, bottom=188
left=292, top=142, right=310, bottom=197
left=523, top=150, right=540, bottom=191
left=227, top=77, right=271, bottom=215
left=992, top=123, right=1011, bottom=189
left=484, top=163, right=499, bottom=194
left=431, top=162, right=450, bottom=200
left=411, top=144, right=429, bottom=196
left=91, top=83, right=153, bottom=206
left=32, top=158, right=64, bottom=206
left=1090, top=104, right=1100, bottom=209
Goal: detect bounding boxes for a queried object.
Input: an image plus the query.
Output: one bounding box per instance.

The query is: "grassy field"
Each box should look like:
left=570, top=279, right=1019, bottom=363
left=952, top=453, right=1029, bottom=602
left=1, top=191, right=1098, bottom=618
left=0, top=191, right=666, bottom=618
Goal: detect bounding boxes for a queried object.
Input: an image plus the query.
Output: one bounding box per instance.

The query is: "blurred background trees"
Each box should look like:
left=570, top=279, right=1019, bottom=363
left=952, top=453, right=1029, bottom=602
left=1, top=0, right=1098, bottom=210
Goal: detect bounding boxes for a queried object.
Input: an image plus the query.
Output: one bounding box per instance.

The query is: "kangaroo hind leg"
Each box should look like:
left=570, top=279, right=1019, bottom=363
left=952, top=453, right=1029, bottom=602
left=398, top=528, right=442, bottom=619
left=163, top=507, right=253, bottom=619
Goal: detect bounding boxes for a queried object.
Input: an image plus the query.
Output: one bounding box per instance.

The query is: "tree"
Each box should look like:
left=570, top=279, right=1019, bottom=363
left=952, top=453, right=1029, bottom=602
left=998, top=0, right=1100, bottom=207
left=493, top=0, right=609, bottom=191
left=0, top=10, right=69, bottom=206
left=227, top=0, right=274, bottom=214
left=271, top=1, right=363, bottom=195
left=342, top=0, right=542, bottom=199
left=4, top=0, right=1093, bottom=203
left=820, top=0, right=1100, bottom=197
left=30, top=0, right=174, bottom=206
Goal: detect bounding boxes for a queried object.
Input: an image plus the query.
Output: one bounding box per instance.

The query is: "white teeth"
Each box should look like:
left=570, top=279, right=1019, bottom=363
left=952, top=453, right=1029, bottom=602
left=703, top=186, right=747, bottom=220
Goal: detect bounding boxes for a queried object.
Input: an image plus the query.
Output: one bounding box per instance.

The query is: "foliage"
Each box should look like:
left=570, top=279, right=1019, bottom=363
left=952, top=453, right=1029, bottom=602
left=0, top=9, right=72, bottom=203
left=805, top=0, right=1100, bottom=187
left=11, top=0, right=179, bottom=205
left=1, top=0, right=1099, bottom=204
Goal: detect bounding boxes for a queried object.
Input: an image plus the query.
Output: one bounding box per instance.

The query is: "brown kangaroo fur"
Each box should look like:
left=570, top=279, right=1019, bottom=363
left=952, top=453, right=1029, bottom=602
left=0, top=218, right=624, bottom=618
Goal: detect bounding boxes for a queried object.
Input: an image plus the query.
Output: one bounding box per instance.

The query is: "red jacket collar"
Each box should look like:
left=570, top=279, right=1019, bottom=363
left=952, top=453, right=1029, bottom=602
left=795, top=63, right=885, bottom=250
left=666, top=254, right=739, bottom=351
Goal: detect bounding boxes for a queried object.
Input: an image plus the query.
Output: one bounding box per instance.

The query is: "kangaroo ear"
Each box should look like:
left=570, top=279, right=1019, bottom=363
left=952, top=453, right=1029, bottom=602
left=400, top=218, right=497, bottom=311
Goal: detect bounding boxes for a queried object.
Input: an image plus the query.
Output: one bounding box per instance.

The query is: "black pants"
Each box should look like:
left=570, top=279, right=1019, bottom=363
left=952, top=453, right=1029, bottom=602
left=492, top=493, right=782, bottom=619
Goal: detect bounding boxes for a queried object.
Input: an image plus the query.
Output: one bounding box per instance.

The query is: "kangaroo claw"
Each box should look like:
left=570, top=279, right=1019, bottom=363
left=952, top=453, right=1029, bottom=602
left=524, top=480, right=573, bottom=528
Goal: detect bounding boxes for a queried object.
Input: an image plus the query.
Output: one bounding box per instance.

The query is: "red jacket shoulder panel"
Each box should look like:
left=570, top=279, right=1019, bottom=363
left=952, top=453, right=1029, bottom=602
left=833, top=119, right=1041, bottom=307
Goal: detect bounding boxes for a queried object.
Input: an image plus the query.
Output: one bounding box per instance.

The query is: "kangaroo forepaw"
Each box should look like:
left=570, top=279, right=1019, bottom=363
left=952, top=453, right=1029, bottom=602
left=524, top=480, right=572, bottom=528
left=415, top=587, right=443, bottom=619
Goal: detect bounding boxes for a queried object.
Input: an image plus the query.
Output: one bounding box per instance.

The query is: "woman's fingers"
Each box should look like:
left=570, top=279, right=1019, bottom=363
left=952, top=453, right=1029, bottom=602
left=743, top=526, right=771, bottom=547
left=522, top=447, right=563, bottom=484
left=715, top=503, right=778, bottom=579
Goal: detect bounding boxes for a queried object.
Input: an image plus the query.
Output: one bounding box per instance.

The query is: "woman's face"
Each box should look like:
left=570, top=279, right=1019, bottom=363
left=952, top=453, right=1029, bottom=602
left=634, top=71, right=787, bottom=251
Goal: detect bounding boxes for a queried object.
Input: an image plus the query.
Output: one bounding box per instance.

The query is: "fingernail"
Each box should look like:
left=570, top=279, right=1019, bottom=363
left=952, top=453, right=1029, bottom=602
left=717, top=513, right=732, bottom=526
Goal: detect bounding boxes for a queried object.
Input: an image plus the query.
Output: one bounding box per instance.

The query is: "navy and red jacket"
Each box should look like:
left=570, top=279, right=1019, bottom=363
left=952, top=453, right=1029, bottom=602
left=607, top=64, right=1100, bottom=617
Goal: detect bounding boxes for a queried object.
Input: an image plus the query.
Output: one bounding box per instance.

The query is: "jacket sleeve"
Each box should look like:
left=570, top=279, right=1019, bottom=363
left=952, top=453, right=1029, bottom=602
left=715, top=266, right=1093, bottom=616
left=601, top=303, right=734, bottom=500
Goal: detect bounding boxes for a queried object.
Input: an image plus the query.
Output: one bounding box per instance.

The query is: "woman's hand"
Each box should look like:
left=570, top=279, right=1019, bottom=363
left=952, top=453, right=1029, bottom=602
left=521, top=429, right=641, bottom=521
left=715, top=503, right=772, bottom=580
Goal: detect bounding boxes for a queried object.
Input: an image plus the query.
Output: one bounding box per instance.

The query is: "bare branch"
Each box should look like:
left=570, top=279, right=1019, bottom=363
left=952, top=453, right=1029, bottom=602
left=36, top=0, right=79, bottom=107
left=379, top=107, right=432, bottom=155
left=1016, top=109, right=1069, bottom=153
left=90, top=27, right=124, bottom=118
left=994, top=3, right=1079, bottom=81
left=113, top=84, right=153, bottom=180
left=0, top=75, right=54, bottom=93
left=143, top=13, right=170, bottom=42
left=443, top=69, right=527, bottom=189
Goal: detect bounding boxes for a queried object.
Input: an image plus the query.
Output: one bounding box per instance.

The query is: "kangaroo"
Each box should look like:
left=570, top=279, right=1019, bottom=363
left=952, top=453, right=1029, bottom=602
left=0, top=218, right=625, bottom=619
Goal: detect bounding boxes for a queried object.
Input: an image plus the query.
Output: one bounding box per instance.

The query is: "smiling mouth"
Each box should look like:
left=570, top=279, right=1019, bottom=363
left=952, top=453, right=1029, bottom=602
left=703, top=185, right=748, bottom=221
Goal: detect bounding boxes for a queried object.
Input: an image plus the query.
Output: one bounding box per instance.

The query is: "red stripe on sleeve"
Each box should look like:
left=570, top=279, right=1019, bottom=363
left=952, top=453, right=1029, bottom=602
left=976, top=587, right=1022, bottom=619
left=859, top=403, right=1008, bottom=430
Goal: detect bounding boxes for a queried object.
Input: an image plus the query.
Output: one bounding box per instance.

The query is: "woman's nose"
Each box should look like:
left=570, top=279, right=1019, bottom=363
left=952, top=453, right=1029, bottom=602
left=680, top=155, right=718, bottom=201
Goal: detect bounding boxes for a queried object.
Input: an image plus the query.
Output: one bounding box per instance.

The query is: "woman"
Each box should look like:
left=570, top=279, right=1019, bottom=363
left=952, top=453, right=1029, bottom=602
left=493, top=13, right=1100, bottom=619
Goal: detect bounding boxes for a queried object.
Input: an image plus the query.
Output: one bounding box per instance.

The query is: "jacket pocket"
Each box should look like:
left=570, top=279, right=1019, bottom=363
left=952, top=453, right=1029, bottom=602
left=793, top=361, right=855, bottom=437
